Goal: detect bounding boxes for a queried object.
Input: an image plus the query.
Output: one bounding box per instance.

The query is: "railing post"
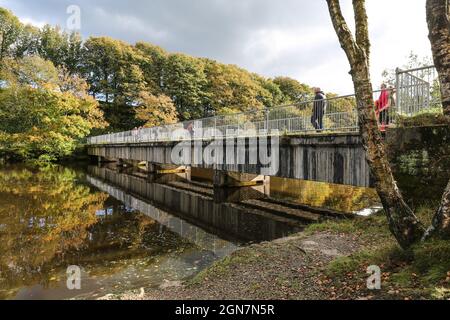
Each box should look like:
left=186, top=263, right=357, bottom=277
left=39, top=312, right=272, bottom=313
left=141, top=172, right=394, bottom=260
left=214, top=116, right=217, bottom=138
left=395, top=68, right=401, bottom=119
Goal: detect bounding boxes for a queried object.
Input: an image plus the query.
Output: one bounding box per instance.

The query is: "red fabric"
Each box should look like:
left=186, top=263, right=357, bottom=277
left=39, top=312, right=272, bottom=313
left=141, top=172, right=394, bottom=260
left=376, top=89, right=389, bottom=113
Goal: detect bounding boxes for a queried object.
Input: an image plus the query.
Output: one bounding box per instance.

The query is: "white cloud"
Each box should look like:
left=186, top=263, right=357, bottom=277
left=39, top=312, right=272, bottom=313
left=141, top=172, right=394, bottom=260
left=0, top=0, right=433, bottom=95
left=18, top=16, right=47, bottom=29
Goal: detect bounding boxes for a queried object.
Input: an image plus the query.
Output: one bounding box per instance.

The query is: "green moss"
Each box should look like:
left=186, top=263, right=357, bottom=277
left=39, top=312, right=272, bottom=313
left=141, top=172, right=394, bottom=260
left=390, top=268, right=414, bottom=287
left=305, top=213, right=391, bottom=240
left=326, top=244, right=406, bottom=277
left=306, top=202, right=448, bottom=298
left=323, top=223, right=450, bottom=299
left=412, top=240, right=450, bottom=284
left=397, top=110, right=448, bottom=127
left=189, top=249, right=260, bottom=285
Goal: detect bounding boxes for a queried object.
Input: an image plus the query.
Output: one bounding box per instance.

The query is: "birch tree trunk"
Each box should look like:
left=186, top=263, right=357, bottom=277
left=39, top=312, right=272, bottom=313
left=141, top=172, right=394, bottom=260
left=326, top=0, right=425, bottom=249
left=425, top=0, right=450, bottom=239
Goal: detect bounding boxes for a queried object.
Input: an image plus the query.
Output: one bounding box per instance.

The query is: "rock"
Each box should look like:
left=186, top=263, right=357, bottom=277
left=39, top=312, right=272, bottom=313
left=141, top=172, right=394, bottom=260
left=320, top=249, right=341, bottom=257
left=302, top=241, right=319, bottom=247
left=159, top=280, right=183, bottom=290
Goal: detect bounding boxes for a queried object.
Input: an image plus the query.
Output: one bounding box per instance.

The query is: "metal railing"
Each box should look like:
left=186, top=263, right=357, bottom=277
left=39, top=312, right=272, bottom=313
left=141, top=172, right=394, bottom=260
left=87, top=65, right=442, bottom=145
left=87, top=93, right=361, bottom=144
left=396, top=65, right=442, bottom=116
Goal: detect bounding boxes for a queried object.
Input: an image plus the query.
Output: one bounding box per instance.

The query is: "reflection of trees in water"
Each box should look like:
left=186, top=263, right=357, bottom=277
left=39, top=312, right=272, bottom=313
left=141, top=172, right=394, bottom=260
left=0, top=165, right=196, bottom=299
left=271, top=178, right=379, bottom=213
left=0, top=166, right=106, bottom=297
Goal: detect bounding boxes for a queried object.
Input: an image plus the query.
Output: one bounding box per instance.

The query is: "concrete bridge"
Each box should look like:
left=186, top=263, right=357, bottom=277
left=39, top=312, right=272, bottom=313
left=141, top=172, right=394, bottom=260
left=87, top=65, right=444, bottom=194
left=88, top=132, right=372, bottom=188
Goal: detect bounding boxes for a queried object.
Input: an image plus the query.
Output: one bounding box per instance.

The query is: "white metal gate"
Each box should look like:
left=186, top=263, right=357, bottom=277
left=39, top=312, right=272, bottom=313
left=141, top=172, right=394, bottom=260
left=396, top=65, right=442, bottom=116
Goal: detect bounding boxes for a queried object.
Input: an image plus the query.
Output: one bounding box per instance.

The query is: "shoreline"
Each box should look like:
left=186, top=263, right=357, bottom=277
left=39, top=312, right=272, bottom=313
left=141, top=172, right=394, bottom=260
left=98, top=210, right=449, bottom=301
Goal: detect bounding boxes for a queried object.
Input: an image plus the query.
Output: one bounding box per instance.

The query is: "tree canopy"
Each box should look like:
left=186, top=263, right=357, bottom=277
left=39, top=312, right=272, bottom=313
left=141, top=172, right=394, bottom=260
left=0, top=6, right=316, bottom=161
left=0, top=56, right=106, bottom=162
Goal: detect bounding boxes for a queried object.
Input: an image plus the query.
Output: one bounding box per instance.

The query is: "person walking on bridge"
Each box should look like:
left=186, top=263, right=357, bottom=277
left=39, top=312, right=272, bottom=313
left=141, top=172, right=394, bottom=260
left=311, top=87, right=326, bottom=132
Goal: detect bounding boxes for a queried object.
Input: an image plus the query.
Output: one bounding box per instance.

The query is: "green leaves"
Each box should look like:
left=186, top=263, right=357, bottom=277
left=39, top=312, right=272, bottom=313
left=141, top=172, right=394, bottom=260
left=135, top=92, right=178, bottom=127
left=0, top=8, right=22, bottom=61
left=0, top=57, right=106, bottom=162
left=0, top=6, right=318, bottom=157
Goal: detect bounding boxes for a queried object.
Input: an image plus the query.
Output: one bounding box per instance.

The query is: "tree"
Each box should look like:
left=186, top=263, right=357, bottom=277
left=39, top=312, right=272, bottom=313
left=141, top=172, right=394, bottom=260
left=2, top=55, right=59, bottom=87
left=252, top=74, right=286, bottom=108
left=82, top=37, right=146, bottom=131
left=163, top=53, right=209, bottom=120
left=326, top=0, right=425, bottom=249
left=425, top=0, right=450, bottom=239
left=0, top=8, right=22, bottom=61
left=203, top=59, right=269, bottom=115
left=64, top=32, right=84, bottom=74
left=135, top=42, right=168, bottom=93
left=37, top=25, right=69, bottom=68
left=135, top=92, right=178, bottom=127
left=13, top=24, right=40, bottom=59
left=382, top=52, right=434, bottom=86
left=427, top=0, right=450, bottom=115
left=0, top=57, right=106, bottom=162
left=273, top=76, right=312, bottom=103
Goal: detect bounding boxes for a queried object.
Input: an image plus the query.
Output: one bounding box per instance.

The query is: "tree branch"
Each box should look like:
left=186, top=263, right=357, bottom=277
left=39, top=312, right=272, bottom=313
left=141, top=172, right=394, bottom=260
left=353, top=0, right=371, bottom=62
left=326, top=0, right=358, bottom=68
left=426, top=0, right=450, bottom=115
left=326, top=0, right=426, bottom=248
left=425, top=0, right=450, bottom=240
left=425, top=179, right=450, bottom=239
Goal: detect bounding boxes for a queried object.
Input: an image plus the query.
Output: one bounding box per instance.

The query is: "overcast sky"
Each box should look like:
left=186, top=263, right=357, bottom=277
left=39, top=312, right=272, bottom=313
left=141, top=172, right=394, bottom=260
left=0, top=0, right=432, bottom=95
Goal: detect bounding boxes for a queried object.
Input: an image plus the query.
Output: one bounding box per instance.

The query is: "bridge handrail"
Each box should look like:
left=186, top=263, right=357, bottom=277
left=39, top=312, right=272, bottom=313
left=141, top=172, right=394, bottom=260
left=88, top=65, right=442, bottom=145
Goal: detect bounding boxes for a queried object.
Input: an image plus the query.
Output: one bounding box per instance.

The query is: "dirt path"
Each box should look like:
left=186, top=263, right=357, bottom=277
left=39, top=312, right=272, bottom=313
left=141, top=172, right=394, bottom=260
left=105, top=231, right=368, bottom=300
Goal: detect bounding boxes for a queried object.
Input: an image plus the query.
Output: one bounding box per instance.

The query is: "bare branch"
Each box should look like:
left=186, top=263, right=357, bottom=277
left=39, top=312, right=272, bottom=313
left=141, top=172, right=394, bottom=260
left=353, top=0, right=371, bottom=61
left=326, top=0, right=358, bottom=67
left=425, top=180, right=450, bottom=240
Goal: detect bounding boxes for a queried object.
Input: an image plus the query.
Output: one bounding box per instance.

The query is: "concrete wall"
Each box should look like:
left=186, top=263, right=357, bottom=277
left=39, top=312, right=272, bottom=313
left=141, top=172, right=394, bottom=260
left=386, top=125, right=450, bottom=204
left=88, top=133, right=372, bottom=187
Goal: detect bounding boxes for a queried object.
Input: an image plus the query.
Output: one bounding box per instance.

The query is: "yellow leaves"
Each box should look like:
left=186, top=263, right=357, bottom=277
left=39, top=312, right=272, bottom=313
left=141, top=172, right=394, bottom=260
left=135, top=92, right=179, bottom=127
left=28, top=135, right=42, bottom=142
left=0, top=62, right=106, bottom=161
left=28, top=186, right=43, bottom=193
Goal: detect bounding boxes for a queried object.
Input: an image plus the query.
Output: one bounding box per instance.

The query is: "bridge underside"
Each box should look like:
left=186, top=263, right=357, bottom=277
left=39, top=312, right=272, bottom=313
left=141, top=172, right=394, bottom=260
left=88, top=133, right=373, bottom=188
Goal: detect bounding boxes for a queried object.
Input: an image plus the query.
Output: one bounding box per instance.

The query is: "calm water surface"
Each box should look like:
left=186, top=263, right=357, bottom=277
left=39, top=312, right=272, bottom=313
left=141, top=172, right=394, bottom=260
left=0, top=164, right=380, bottom=300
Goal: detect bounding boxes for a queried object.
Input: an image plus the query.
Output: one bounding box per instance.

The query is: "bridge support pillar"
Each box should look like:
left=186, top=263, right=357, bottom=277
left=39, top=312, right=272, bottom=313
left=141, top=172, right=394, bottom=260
left=117, top=159, right=138, bottom=168
left=213, top=171, right=270, bottom=203
left=213, top=171, right=270, bottom=188
left=147, top=163, right=191, bottom=181
left=97, top=156, right=117, bottom=166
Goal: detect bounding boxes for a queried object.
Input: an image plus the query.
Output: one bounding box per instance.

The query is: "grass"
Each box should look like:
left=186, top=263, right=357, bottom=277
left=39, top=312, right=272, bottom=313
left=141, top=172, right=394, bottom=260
left=305, top=213, right=392, bottom=242
left=308, top=206, right=450, bottom=299
left=185, top=205, right=448, bottom=300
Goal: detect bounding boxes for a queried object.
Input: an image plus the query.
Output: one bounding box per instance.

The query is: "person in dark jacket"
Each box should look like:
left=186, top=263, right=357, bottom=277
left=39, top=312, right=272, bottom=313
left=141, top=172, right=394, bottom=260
left=311, top=87, right=326, bottom=131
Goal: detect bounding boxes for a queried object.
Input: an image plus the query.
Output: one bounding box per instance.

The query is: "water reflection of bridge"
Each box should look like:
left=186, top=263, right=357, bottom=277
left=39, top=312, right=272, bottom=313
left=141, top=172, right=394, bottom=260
left=87, top=167, right=302, bottom=256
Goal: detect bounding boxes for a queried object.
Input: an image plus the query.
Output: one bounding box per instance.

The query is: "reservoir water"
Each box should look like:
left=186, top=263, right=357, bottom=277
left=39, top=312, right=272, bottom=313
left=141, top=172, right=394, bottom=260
left=0, top=164, right=380, bottom=300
